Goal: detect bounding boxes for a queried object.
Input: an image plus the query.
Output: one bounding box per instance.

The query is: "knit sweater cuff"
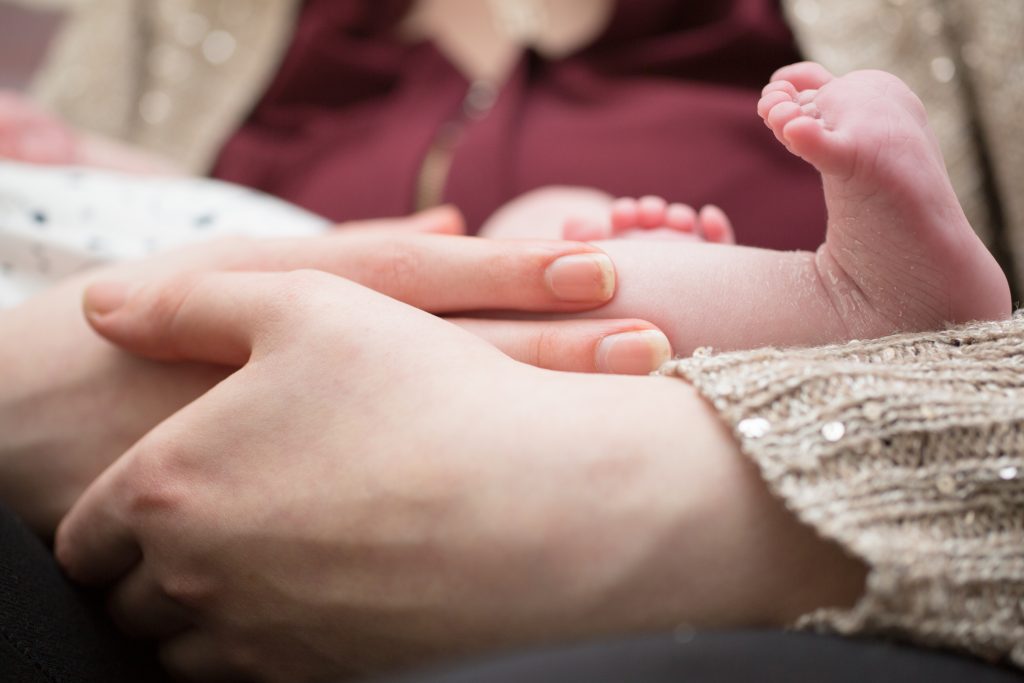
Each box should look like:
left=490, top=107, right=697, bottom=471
left=659, top=313, right=1024, bottom=667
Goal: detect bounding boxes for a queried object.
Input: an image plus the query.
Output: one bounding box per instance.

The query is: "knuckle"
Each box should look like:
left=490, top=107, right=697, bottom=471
left=530, top=327, right=571, bottom=369
left=159, top=572, right=218, bottom=611
left=481, top=248, right=528, bottom=298
left=247, top=269, right=349, bottom=339
left=138, top=274, right=205, bottom=350
left=282, top=267, right=336, bottom=290
left=373, top=241, right=423, bottom=296
left=120, top=446, right=190, bottom=522
left=275, top=269, right=341, bottom=313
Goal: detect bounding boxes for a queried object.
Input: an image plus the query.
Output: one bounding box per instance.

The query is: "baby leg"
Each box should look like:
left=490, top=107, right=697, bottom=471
left=580, top=64, right=1010, bottom=355
left=759, top=62, right=1009, bottom=334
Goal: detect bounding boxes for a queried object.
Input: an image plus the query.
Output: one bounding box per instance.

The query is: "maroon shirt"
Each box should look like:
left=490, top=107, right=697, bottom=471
left=212, top=0, right=827, bottom=250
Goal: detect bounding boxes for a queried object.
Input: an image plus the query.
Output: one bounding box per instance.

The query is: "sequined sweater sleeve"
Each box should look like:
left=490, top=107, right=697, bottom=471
left=659, top=313, right=1024, bottom=668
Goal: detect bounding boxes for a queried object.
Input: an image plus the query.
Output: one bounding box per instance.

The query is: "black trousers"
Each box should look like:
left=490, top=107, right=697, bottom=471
left=383, top=633, right=1024, bottom=683
left=0, top=502, right=166, bottom=682
left=2, top=503, right=1021, bottom=683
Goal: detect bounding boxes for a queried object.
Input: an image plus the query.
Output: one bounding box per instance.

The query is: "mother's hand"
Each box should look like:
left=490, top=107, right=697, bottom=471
left=0, top=210, right=669, bottom=535
left=57, top=270, right=863, bottom=682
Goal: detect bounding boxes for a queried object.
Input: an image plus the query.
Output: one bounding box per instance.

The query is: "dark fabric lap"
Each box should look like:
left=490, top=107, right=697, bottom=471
left=0, top=502, right=166, bottom=683
left=3, top=498, right=1020, bottom=683
left=381, top=632, right=1024, bottom=683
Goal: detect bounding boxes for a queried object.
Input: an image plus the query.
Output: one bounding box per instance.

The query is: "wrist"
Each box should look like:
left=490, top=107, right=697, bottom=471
left=487, top=368, right=865, bottom=641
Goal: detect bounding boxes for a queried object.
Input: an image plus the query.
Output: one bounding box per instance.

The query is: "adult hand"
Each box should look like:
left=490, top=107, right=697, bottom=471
left=57, top=270, right=864, bottom=682
left=0, top=210, right=669, bottom=535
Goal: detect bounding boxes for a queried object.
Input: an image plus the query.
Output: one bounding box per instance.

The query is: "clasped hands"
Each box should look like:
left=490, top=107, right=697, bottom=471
left=39, top=208, right=687, bottom=680
left=0, top=207, right=667, bottom=534
left=48, top=208, right=863, bottom=681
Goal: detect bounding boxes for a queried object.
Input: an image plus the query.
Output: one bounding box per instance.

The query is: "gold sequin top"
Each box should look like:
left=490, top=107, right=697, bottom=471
left=662, top=312, right=1024, bottom=668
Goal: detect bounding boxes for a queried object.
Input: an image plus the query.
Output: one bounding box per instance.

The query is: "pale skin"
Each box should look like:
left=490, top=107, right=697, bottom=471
left=490, top=62, right=1010, bottom=357
left=56, top=269, right=867, bottom=682
left=7, top=40, right=1002, bottom=356
left=53, top=60, right=1015, bottom=682
left=0, top=209, right=678, bottom=536
left=0, top=1, right=1014, bottom=677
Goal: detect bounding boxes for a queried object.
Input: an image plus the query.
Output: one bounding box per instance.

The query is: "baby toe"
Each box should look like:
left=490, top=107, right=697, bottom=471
left=698, top=205, right=735, bottom=245
left=665, top=203, right=697, bottom=232
left=610, top=197, right=640, bottom=233
left=766, top=100, right=805, bottom=142
left=800, top=102, right=822, bottom=119
left=796, top=89, right=819, bottom=105
left=770, top=62, right=834, bottom=91
left=761, top=80, right=798, bottom=98
left=782, top=116, right=854, bottom=176
left=758, top=89, right=796, bottom=120
left=637, top=195, right=668, bottom=228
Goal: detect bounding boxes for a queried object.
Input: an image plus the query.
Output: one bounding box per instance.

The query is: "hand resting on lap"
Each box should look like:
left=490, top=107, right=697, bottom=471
left=0, top=210, right=668, bottom=535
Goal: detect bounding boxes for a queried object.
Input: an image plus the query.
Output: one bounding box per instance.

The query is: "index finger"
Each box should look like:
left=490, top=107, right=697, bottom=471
left=54, top=452, right=142, bottom=586
left=58, top=272, right=322, bottom=580
left=82, top=270, right=329, bottom=365
left=215, top=230, right=617, bottom=314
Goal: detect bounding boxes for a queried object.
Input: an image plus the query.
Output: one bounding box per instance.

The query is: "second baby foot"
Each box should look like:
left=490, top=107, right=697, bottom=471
left=563, top=196, right=735, bottom=244
left=0, top=91, right=78, bottom=165
left=759, top=62, right=1010, bottom=335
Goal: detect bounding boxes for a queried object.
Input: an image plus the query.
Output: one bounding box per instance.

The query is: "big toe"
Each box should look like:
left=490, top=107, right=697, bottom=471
left=782, top=115, right=853, bottom=177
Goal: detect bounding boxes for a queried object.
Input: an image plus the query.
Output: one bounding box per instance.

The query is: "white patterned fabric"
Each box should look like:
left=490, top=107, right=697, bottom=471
left=0, top=161, right=328, bottom=308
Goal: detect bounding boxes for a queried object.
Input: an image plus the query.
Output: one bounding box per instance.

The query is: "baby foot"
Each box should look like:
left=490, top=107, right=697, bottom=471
left=0, top=91, right=78, bottom=165
left=0, top=90, right=182, bottom=174
left=759, top=62, right=1010, bottom=334
left=563, top=196, right=736, bottom=244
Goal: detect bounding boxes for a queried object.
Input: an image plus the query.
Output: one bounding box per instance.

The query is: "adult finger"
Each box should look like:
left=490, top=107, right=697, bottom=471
left=82, top=271, right=323, bottom=365
left=331, top=204, right=467, bottom=235
left=56, top=366, right=256, bottom=586
left=452, top=318, right=672, bottom=374
left=201, top=231, right=617, bottom=314
left=53, top=456, right=143, bottom=586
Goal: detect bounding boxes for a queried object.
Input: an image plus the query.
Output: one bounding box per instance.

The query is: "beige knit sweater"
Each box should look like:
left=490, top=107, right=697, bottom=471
left=662, top=313, right=1024, bottom=668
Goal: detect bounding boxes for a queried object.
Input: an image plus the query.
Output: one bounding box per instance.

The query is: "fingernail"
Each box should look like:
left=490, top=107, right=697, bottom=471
left=596, top=330, right=672, bottom=375
left=83, top=281, right=132, bottom=317
left=545, top=253, right=615, bottom=303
